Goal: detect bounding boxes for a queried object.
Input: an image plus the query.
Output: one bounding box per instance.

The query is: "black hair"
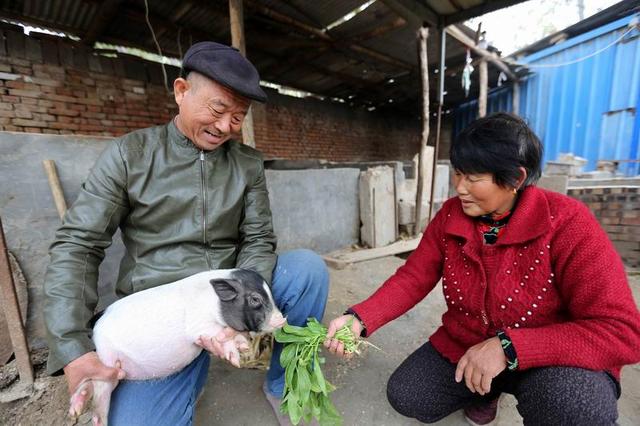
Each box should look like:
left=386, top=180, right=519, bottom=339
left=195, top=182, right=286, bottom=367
left=450, top=112, right=543, bottom=188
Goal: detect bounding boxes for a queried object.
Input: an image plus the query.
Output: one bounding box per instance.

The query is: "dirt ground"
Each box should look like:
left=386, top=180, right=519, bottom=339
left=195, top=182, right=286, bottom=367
left=1, top=256, right=639, bottom=425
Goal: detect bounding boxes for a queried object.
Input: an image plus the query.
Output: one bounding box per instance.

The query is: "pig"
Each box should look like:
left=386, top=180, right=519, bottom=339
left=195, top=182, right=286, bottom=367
left=68, top=268, right=286, bottom=426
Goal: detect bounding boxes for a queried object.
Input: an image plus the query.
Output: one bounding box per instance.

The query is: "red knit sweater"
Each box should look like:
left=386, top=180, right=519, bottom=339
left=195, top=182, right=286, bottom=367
left=352, top=186, right=640, bottom=379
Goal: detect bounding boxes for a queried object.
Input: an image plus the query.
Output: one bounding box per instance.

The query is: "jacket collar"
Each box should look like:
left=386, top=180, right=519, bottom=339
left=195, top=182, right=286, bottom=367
left=167, top=118, right=229, bottom=158
left=444, top=186, right=551, bottom=246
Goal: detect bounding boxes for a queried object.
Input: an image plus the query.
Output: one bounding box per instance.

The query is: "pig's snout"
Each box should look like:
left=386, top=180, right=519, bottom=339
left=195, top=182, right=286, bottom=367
left=268, top=311, right=286, bottom=329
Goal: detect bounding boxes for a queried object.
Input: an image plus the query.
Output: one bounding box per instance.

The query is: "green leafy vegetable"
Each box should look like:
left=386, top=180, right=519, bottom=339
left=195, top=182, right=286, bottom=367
left=274, top=318, right=363, bottom=425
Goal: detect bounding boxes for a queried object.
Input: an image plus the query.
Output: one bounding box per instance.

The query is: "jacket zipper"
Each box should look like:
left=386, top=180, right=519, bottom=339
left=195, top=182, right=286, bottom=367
left=200, top=151, right=211, bottom=269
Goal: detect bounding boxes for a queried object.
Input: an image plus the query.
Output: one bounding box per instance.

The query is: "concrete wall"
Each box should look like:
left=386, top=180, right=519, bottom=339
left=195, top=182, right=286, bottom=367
left=0, top=132, right=360, bottom=347
left=266, top=169, right=359, bottom=254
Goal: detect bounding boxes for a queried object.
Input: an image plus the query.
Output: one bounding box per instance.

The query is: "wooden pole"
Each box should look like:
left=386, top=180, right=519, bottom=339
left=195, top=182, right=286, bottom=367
left=512, top=81, right=520, bottom=115
left=428, top=27, right=446, bottom=223
left=229, top=0, right=256, bottom=148
left=478, top=59, right=488, bottom=118
left=42, top=160, right=67, bottom=220
left=415, top=27, right=430, bottom=235
left=0, top=217, right=34, bottom=386
left=445, top=25, right=516, bottom=80
left=229, top=0, right=246, bottom=56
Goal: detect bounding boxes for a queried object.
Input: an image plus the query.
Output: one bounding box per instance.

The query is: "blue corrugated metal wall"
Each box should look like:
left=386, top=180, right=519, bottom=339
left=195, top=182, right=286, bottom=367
left=454, top=14, right=640, bottom=175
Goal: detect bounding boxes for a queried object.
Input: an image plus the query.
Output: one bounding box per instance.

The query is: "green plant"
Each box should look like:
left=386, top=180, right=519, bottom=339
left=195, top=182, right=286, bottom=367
left=274, top=318, right=362, bottom=425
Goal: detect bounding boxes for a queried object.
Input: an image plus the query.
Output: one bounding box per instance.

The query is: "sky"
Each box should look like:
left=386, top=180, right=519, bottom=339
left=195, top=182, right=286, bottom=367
left=467, top=0, right=623, bottom=56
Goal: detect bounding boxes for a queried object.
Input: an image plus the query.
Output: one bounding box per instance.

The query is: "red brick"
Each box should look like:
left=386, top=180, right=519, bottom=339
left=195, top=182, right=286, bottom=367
left=20, top=97, right=38, bottom=105
left=48, top=108, right=80, bottom=117
left=28, top=77, right=61, bottom=87
left=12, top=65, right=32, bottom=75
left=8, top=88, right=40, bottom=98
left=14, top=109, right=32, bottom=119
left=50, top=122, right=80, bottom=130
left=12, top=118, right=47, bottom=127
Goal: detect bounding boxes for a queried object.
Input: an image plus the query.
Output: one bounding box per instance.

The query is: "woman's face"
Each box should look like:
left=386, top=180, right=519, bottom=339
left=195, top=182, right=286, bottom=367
left=453, top=171, right=517, bottom=217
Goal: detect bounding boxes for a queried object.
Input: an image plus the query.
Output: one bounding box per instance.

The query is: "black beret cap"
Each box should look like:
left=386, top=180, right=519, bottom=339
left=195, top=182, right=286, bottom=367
left=182, top=41, right=267, bottom=103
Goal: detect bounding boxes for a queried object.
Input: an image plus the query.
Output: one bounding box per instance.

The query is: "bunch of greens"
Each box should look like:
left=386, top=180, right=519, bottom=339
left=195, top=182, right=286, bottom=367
left=273, top=317, right=361, bottom=425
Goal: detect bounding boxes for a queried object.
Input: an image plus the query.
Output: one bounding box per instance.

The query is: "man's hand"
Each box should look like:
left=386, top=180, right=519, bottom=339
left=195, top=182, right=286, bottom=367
left=455, top=336, right=507, bottom=395
left=63, top=351, right=125, bottom=396
left=197, top=327, right=248, bottom=367
left=324, top=314, right=363, bottom=358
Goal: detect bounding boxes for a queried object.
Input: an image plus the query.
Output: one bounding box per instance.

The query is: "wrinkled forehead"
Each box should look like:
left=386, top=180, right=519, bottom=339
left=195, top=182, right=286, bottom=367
left=195, top=75, right=251, bottom=112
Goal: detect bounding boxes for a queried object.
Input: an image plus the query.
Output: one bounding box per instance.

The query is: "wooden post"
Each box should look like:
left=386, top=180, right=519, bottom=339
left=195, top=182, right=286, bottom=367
left=512, top=81, right=520, bottom=116
left=428, top=27, right=446, bottom=223
left=229, top=0, right=256, bottom=148
left=478, top=59, right=488, bottom=118
left=42, top=160, right=67, bottom=220
left=415, top=27, right=430, bottom=235
left=0, top=217, right=34, bottom=387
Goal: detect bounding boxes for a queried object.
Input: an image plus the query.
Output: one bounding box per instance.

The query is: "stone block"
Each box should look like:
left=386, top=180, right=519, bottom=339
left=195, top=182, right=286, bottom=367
left=538, top=175, right=569, bottom=194
left=359, top=166, right=396, bottom=248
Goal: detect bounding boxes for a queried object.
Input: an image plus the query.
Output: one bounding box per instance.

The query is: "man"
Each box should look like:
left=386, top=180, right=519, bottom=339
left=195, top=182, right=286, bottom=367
left=43, top=41, right=328, bottom=425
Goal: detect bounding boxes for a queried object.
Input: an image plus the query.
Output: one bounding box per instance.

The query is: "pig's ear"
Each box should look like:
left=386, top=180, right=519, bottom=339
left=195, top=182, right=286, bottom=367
left=210, top=279, right=239, bottom=301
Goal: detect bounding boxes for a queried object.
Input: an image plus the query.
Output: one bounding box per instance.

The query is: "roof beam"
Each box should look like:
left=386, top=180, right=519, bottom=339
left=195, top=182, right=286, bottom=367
left=378, top=0, right=440, bottom=28
left=445, top=25, right=516, bottom=80
left=146, top=1, right=195, bottom=46
left=349, top=16, right=406, bottom=43
left=244, top=0, right=413, bottom=70
left=83, top=0, right=127, bottom=46
left=0, top=10, right=81, bottom=36
left=444, top=0, right=531, bottom=26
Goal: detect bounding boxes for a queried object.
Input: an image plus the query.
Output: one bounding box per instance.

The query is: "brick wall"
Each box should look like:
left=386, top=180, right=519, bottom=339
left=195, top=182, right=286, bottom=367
left=252, top=92, right=421, bottom=161
left=0, top=24, right=422, bottom=162
left=568, top=186, right=640, bottom=268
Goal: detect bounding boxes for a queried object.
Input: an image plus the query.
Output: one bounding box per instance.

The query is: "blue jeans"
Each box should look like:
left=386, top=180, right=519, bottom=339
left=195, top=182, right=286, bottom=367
left=108, top=249, right=329, bottom=425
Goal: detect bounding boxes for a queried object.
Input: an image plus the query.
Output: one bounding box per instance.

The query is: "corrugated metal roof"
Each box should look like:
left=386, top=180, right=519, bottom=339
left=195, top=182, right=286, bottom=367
left=455, top=10, right=640, bottom=175
left=0, top=0, right=525, bottom=113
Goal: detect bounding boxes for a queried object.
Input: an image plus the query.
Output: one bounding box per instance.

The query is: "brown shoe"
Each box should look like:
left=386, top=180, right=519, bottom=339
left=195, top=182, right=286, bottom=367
left=263, top=382, right=293, bottom=426
left=464, top=397, right=500, bottom=426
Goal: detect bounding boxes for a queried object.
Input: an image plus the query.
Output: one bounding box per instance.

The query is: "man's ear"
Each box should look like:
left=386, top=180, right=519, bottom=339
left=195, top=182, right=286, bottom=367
left=210, top=279, right=239, bottom=302
left=173, top=78, right=189, bottom=106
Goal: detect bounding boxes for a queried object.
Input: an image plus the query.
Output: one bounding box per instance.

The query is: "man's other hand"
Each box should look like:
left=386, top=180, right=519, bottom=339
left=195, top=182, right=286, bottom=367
left=63, top=351, right=125, bottom=396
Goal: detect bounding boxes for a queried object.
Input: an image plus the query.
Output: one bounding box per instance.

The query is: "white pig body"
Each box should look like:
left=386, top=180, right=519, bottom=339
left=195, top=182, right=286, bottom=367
left=69, top=269, right=285, bottom=426
left=93, top=271, right=223, bottom=379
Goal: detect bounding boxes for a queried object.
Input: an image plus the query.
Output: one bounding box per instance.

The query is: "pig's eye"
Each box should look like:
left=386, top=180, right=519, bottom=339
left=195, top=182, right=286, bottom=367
left=248, top=295, right=263, bottom=308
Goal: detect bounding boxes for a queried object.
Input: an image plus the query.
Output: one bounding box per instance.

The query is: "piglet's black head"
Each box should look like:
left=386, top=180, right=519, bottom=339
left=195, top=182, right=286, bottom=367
left=210, top=269, right=275, bottom=332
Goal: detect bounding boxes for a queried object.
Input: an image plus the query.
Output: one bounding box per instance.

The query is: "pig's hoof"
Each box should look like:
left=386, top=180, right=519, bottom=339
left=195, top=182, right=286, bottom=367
left=69, top=379, right=93, bottom=419
left=234, top=334, right=250, bottom=352
left=92, top=413, right=105, bottom=426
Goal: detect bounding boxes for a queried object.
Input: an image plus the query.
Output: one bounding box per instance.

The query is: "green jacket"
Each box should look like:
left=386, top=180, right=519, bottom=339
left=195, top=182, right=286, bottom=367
left=43, top=121, right=277, bottom=374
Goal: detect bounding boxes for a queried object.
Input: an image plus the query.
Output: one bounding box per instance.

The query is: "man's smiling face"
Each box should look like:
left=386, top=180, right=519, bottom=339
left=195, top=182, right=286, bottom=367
left=174, top=72, right=251, bottom=151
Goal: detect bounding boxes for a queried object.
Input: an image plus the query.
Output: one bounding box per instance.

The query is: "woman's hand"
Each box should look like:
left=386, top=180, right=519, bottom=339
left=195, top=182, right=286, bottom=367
left=455, top=336, right=507, bottom=395
left=324, top=314, right=363, bottom=358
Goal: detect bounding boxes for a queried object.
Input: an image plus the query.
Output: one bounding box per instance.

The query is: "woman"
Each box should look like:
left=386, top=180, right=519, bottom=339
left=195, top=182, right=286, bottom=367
left=325, top=113, right=640, bottom=425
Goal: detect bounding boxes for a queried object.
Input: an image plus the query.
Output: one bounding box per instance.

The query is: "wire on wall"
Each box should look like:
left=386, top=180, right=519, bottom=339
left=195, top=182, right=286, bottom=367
left=144, top=0, right=170, bottom=94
